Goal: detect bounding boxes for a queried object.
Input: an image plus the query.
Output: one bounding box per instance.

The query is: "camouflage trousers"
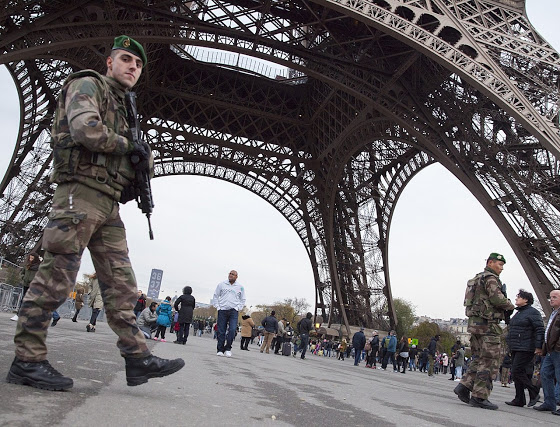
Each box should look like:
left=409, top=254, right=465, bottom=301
left=460, top=333, right=501, bottom=399
left=14, top=182, right=150, bottom=362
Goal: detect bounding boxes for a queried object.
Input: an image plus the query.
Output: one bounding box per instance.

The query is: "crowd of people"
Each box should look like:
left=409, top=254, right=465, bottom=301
left=5, top=165, right=560, bottom=422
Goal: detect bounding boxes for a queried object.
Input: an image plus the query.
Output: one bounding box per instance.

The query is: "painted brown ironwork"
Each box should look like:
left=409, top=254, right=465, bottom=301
left=0, top=0, right=559, bottom=333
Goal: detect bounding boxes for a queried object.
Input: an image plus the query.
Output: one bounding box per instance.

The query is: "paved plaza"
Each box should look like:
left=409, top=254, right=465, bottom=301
left=0, top=311, right=557, bottom=426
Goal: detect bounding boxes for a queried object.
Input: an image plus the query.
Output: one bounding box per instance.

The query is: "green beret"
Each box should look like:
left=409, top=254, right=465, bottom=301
left=112, top=35, right=147, bottom=66
left=488, top=252, right=506, bottom=263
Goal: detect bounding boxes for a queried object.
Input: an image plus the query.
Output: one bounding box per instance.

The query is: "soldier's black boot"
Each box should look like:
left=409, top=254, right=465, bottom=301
left=6, top=357, right=73, bottom=391
left=469, top=397, right=498, bottom=410
left=454, top=383, right=471, bottom=404
left=125, top=355, right=185, bottom=386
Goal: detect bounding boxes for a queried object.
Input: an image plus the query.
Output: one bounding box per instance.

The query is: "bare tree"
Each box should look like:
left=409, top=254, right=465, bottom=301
left=282, top=297, right=310, bottom=317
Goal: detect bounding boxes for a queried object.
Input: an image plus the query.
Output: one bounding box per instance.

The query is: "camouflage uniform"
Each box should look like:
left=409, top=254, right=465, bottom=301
left=460, top=267, right=514, bottom=400
left=14, top=70, right=150, bottom=362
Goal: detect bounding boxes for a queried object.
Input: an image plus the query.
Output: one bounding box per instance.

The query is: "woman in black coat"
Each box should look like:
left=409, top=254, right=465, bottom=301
left=173, top=286, right=196, bottom=345
left=505, top=289, right=544, bottom=407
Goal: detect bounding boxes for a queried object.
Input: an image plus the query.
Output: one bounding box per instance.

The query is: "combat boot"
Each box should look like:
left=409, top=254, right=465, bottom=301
left=6, top=357, right=73, bottom=391
left=125, top=354, right=185, bottom=386
left=453, top=383, right=471, bottom=404
left=469, top=397, right=498, bottom=410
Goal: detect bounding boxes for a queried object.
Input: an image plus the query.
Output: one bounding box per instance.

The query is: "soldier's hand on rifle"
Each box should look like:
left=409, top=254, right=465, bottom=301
left=130, top=141, right=151, bottom=171
left=119, top=185, right=137, bottom=204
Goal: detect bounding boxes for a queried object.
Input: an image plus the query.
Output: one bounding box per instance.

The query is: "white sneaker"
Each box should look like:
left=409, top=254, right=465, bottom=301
left=217, top=351, right=224, bottom=357
left=10, top=315, right=18, bottom=321
left=225, top=350, right=232, bottom=358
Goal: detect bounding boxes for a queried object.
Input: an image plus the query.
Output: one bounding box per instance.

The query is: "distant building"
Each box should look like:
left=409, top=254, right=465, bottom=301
left=414, top=315, right=472, bottom=345
left=196, top=302, right=211, bottom=309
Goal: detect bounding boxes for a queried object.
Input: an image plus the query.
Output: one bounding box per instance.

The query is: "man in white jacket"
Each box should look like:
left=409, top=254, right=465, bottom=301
left=212, top=270, right=246, bottom=357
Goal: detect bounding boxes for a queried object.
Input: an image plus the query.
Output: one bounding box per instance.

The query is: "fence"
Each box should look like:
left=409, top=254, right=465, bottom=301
left=0, top=282, right=105, bottom=322
left=0, top=283, right=24, bottom=313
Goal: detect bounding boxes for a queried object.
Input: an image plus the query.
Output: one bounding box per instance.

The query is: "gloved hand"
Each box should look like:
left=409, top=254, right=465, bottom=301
left=119, top=185, right=137, bottom=204
left=130, top=141, right=151, bottom=171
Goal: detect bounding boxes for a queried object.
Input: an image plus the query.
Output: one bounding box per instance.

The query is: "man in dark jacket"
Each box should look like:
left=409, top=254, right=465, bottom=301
left=428, top=335, right=440, bottom=377
left=505, top=289, right=544, bottom=407
left=260, top=311, right=278, bottom=354
left=174, top=286, right=196, bottom=345
left=295, top=312, right=313, bottom=360
left=352, top=327, right=367, bottom=366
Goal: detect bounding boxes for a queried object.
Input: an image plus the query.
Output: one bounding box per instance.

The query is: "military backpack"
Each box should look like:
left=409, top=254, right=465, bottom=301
left=464, top=270, right=498, bottom=318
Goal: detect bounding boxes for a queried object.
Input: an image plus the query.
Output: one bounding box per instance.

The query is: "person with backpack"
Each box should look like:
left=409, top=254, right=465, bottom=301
left=381, top=330, right=397, bottom=371
left=6, top=36, right=184, bottom=391
left=454, top=252, right=514, bottom=410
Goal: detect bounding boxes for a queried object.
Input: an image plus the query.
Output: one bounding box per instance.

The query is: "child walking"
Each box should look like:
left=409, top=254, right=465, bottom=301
left=154, top=296, right=173, bottom=342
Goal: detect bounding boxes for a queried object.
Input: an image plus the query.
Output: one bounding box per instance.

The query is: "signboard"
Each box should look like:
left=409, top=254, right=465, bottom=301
left=147, top=269, right=164, bottom=299
left=410, top=338, right=419, bottom=346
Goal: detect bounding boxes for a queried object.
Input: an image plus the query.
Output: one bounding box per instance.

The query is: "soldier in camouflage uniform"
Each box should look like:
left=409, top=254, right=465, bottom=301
left=454, top=252, right=514, bottom=410
left=6, top=36, right=184, bottom=391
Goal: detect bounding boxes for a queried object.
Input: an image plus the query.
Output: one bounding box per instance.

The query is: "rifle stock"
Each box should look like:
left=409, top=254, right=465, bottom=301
left=125, top=91, right=155, bottom=240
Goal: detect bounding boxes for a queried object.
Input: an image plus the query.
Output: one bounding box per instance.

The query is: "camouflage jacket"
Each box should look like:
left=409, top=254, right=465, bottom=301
left=467, top=266, right=515, bottom=335
left=50, top=70, right=135, bottom=201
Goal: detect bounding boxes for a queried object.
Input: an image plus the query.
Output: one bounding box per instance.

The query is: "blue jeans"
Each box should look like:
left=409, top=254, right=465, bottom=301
left=540, top=351, right=560, bottom=409
left=217, top=309, right=238, bottom=352
left=354, top=348, right=362, bottom=365
left=382, top=351, right=396, bottom=370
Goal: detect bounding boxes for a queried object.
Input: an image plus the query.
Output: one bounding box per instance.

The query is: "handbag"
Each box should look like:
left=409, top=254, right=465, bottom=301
left=399, top=351, right=409, bottom=358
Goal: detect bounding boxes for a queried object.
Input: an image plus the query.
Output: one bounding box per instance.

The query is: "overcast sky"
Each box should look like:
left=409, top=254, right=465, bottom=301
left=0, top=1, right=557, bottom=320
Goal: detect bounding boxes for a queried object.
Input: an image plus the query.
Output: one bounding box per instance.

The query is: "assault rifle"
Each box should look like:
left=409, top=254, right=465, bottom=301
left=125, top=91, right=155, bottom=240
left=501, top=283, right=511, bottom=325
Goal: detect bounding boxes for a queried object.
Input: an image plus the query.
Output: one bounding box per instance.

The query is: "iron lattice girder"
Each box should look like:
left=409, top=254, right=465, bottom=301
left=142, top=53, right=309, bottom=150
left=415, top=63, right=560, bottom=281
left=1, top=0, right=558, bottom=142
left=1, top=0, right=559, bottom=329
left=316, top=0, right=559, bottom=150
